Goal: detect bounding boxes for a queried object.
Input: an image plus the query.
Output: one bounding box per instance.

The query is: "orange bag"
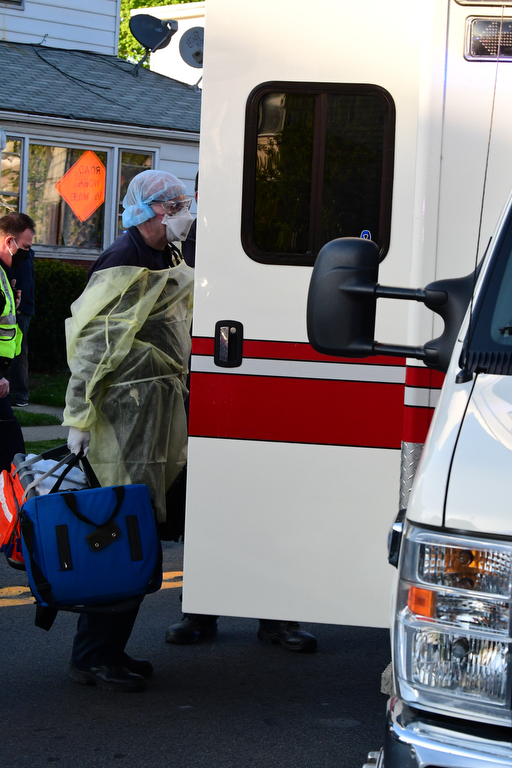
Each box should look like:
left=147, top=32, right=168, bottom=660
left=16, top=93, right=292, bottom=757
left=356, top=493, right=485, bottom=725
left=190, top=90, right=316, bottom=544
left=0, top=464, right=22, bottom=552
left=5, top=468, right=25, bottom=568
left=2, top=446, right=89, bottom=571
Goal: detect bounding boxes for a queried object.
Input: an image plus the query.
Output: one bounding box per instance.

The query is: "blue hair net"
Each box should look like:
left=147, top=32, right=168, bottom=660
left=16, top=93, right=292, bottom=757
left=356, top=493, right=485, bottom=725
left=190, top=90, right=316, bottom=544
left=122, top=170, right=186, bottom=228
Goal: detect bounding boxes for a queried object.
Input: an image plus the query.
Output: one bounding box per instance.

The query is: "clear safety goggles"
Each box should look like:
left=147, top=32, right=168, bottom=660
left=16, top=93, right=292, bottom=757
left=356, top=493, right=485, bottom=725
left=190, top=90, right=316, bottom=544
left=160, top=197, right=193, bottom=216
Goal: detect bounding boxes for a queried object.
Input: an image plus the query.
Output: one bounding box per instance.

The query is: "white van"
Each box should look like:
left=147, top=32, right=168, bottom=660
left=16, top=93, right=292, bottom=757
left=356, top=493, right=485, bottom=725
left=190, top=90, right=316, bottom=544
left=387, top=190, right=512, bottom=767
left=307, top=193, right=512, bottom=765
left=182, top=1, right=512, bottom=760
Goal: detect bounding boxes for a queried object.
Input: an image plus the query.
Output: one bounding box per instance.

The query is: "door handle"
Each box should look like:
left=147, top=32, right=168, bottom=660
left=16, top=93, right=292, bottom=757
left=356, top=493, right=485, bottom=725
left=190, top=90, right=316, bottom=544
left=214, top=320, right=244, bottom=367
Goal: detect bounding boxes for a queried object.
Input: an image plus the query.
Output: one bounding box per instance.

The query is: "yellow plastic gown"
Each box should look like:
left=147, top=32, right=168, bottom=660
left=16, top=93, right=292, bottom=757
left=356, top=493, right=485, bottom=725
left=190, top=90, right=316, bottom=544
left=62, top=262, right=193, bottom=522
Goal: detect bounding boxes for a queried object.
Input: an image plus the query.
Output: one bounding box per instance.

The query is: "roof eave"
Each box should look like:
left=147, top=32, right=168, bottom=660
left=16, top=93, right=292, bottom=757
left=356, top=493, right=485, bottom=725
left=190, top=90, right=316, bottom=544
left=0, top=110, right=200, bottom=142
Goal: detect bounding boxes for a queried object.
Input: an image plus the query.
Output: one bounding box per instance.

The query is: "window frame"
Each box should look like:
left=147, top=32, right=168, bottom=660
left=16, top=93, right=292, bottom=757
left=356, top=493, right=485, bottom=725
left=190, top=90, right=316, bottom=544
left=0, top=136, right=23, bottom=214
left=241, top=81, right=396, bottom=266
left=26, top=140, right=112, bottom=254
left=116, top=148, right=155, bottom=238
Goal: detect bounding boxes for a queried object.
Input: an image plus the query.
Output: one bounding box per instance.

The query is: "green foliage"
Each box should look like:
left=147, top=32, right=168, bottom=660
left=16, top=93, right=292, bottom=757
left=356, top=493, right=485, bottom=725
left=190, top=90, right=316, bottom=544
left=28, top=260, right=88, bottom=373
left=119, top=0, right=201, bottom=66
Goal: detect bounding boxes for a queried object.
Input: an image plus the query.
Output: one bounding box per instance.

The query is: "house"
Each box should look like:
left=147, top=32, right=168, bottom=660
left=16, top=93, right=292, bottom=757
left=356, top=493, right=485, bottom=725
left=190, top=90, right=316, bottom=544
left=0, top=0, right=201, bottom=262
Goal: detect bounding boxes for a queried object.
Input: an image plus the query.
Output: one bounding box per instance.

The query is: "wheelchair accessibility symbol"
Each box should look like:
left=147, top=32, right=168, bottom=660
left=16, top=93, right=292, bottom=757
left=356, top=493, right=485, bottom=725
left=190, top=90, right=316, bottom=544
left=360, top=230, right=371, bottom=240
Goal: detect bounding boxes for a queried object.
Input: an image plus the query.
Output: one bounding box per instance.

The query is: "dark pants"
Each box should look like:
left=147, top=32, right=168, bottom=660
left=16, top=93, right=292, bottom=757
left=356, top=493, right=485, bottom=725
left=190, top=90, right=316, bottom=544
left=0, top=394, right=25, bottom=471
left=9, top=312, right=31, bottom=404
left=71, top=603, right=142, bottom=669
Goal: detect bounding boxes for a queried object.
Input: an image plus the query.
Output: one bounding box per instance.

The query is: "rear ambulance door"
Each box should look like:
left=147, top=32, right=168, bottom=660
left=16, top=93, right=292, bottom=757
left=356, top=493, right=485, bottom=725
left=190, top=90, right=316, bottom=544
left=182, top=0, right=427, bottom=626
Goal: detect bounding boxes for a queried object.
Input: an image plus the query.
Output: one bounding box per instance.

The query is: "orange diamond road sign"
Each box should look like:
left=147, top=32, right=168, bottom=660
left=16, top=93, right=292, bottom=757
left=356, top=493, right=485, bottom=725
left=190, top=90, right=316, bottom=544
left=55, top=150, right=106, bottom=222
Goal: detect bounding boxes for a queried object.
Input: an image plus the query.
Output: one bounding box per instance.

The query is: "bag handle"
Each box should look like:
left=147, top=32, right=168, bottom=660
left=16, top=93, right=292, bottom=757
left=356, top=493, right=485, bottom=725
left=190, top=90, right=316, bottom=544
left=50, top=452, right=101, bottom=494
left=21, top=453, right=74, bottom=503
left=13, top=443, right=70, bottom=475
left=62, top=485, right=125, bottom=529
left=20, top=451, right=101, bottom=503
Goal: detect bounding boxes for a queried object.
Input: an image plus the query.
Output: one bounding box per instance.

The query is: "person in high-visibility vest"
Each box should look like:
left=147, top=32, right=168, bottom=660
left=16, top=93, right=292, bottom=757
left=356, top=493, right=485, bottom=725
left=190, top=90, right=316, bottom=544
left=0, top=213, right=34, bottom=471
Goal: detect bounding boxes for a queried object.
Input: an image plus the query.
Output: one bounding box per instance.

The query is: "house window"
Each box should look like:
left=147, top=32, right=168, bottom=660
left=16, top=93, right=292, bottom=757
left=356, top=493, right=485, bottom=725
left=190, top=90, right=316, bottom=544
left=0, top=138, right=23, bottom=216
left=117, top=150, right=154, bottom=236
left=1, top=137, right=160, bottom=256
left=27, top=144, right=107, bottom=248
left=242, top=82, right=395, bottom=265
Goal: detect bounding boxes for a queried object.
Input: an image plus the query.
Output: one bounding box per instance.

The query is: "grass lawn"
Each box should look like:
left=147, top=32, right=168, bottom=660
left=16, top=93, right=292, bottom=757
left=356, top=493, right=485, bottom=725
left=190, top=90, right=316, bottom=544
left=28, top=371, right=69, bottom=407
left=18, top=371, right=68, bottom=455
left=24, top=438, right=67, bottom=455
left=13, top=410, right=61, bottom=427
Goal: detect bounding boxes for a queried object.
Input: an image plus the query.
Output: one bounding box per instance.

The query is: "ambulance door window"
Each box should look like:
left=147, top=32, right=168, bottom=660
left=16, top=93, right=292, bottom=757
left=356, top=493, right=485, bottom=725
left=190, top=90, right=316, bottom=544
left=242, top=83, right=395, bottom=266
left=321, top=93, right=389, bottom=251
left=252, top=92, right=315, bottom=257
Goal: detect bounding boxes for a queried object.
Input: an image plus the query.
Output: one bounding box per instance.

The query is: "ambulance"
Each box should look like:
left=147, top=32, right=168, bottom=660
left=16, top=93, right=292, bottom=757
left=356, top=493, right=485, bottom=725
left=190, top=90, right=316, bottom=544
left=182, top=1, right=512, bottom=764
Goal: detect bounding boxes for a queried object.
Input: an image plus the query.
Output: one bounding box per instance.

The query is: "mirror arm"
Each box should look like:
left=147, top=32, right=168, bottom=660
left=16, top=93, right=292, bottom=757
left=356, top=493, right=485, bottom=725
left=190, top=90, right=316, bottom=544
left=346, top=280, right=448, bottom=306
left=374, top=342, right=430, bottom=362
left=342, top=282, right=449, bottom=365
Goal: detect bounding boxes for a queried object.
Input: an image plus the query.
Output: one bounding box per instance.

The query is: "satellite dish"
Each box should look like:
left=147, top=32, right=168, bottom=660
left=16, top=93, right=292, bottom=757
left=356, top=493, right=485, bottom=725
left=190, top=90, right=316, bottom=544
left=179, top=26, right=204, bottom=68
left=129, top=14, right=178, bottom=53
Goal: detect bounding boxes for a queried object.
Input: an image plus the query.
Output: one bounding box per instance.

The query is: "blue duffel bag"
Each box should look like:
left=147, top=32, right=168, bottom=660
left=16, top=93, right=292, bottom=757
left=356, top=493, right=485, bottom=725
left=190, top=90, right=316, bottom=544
left=20, top=456, right=162, bottom=626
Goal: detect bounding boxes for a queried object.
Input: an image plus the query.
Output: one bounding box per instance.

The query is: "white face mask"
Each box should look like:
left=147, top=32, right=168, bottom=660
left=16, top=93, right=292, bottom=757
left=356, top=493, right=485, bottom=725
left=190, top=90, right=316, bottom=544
left=162, top=210, right=193, bottom=242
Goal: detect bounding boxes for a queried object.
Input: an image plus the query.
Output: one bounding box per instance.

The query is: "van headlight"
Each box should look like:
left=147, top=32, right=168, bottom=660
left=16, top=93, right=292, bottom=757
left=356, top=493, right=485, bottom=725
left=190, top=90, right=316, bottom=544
left=395, top=523, right=512, bottom=726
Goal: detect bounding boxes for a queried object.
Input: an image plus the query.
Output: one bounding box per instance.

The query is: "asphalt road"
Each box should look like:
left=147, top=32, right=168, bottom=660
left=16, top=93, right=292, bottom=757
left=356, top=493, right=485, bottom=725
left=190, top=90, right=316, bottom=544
left=0, top=541, right=390, bottom=768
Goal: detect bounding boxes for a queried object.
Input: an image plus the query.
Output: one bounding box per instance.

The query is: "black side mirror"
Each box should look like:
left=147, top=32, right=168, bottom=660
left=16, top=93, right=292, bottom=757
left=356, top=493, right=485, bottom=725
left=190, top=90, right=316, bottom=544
left=306, top=237, right=379, bottom=357
left=307, top=237, right=474, bottom=372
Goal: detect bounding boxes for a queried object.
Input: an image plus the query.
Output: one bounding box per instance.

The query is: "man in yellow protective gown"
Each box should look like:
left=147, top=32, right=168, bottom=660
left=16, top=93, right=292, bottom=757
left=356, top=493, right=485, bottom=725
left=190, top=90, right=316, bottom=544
left=64, top=170, right=194, bottom=692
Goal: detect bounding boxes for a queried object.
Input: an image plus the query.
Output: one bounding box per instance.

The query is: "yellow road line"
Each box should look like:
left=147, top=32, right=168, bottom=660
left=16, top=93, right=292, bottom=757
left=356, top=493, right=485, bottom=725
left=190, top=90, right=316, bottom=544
left=0, top=597, right=35, bottom=607
left=0, top=586, right=35, bottom=607
left=0, top=586, right=31, bottom=597
left=161, top=570, right=183, bottom=589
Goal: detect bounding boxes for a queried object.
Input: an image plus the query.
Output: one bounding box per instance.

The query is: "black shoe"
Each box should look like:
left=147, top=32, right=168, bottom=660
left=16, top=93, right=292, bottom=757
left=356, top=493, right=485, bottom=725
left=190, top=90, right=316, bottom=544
left=121, top=654, right=153, bottom=678
left=257, top=621, right=318, bottom=653
left=11, top=400, right=28, bottom=407
left=68, top=663, right=146, bottom=692
left=165, top=614, right=218, bottom=644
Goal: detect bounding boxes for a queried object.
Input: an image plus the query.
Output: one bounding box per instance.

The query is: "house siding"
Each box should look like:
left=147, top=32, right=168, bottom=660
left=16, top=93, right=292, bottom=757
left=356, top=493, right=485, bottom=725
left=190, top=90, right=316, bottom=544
left=0, top=0, right=120, bottom=54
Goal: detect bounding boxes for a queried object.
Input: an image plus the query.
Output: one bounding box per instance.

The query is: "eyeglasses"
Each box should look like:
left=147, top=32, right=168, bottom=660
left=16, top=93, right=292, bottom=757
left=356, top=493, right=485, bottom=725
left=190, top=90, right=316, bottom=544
left=161, top=197, right=193, bottom=216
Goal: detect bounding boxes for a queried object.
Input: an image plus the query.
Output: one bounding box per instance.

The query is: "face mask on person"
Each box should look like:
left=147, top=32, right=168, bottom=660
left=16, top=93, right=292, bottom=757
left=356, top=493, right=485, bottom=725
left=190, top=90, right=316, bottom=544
left=7, top=242, right=31, bottom=268
left=162, top=210, right=194, bottom=242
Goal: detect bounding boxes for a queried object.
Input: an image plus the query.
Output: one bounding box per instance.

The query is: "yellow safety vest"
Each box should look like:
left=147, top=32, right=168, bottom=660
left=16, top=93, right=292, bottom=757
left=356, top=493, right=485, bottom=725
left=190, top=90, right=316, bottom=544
left=0, top=264, right=22, bottom=360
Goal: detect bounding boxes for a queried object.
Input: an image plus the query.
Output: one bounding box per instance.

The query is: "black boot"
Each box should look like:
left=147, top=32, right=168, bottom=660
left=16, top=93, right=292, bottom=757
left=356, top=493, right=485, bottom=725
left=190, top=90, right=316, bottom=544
left=165, top=614, right=218, bottom=644
left=257, top=620, right=318, bottom=652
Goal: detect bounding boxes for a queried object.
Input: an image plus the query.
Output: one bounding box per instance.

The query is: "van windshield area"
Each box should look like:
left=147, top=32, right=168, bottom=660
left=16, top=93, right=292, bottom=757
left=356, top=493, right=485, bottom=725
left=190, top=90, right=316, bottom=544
left=466, top=215, right=512, bottom=375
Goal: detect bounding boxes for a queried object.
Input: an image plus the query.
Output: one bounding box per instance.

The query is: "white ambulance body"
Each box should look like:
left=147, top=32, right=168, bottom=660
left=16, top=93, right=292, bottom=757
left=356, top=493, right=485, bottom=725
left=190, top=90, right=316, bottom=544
left=182, top=0, right=512, bottom=630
